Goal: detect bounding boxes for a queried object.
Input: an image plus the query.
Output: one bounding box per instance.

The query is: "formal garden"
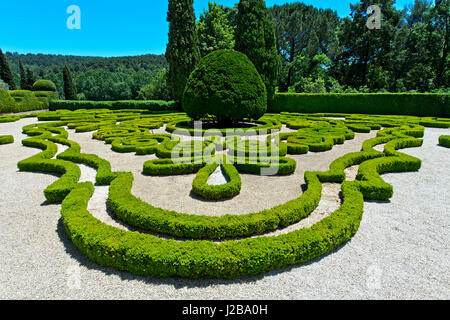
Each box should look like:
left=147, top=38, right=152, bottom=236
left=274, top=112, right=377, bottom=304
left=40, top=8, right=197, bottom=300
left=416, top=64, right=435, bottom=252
left=0, top=0, right=449, bottom=300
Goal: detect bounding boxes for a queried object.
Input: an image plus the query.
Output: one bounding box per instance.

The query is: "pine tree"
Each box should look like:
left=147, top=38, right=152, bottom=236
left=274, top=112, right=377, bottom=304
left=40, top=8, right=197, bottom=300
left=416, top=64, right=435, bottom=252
left=19, top=60, right=29, bottom=90
left=26, top=68, right=36, bottom=89
left=235, top=0, right=280, bottom=104
left=63, top=65, right=77, bottom=100
left=166, top=0, right=200, bottom=102
left=0, top=49, right=17, bottom=90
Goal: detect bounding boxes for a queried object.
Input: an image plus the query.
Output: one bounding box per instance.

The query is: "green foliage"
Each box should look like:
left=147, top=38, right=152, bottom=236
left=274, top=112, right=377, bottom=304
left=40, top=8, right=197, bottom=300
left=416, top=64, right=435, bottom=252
left=182, top=49, right=267, bottom=123
left=0, top=79, right=9, bottom=91
left=49, top=100, right=178, bottom=112
left=166, top=0, right=200, bottom=102
left=272, top=93, right=450, bottom=117
left=19, top=60, right=29, bottom=90
left=33, top=79, right=57, bottom=92
left=137, top=68, right=172, bottom=101
left=192, top=163, right=242, bottom=200
left=197, top=1, right=235, bottom=57
left=0, top=135, right=14, bottom=145
left=0, top=49, right=16, bottom=90
left=269, top=3, right=339, bottom=92
left=439, top=135, right=450, bottom=148
left=235, top=0, right=279, bottom=103
left=0, top=89, right=16, bottom=113
left=63, top=65, right=77, bottom=100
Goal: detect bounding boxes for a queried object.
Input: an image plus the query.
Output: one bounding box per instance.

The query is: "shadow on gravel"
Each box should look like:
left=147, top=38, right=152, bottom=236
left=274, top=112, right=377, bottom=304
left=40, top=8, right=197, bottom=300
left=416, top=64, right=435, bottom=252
left=55, top=218, right=351, bottom=289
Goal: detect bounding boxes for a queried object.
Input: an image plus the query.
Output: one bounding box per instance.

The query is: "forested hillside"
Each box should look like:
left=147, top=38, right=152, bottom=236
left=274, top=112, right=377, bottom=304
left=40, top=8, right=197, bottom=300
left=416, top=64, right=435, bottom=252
left=5, top=53, right=168, bottom=100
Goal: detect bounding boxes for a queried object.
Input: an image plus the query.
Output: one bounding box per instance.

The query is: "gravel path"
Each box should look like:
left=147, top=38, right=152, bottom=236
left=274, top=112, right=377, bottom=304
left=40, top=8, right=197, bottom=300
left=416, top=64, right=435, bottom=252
left=0, top=119, right=448, bottom=300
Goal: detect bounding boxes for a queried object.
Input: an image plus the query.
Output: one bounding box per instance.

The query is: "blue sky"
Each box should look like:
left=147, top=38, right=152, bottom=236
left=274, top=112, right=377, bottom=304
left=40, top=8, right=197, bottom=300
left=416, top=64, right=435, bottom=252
left=0, top=0, right=415, bottom=57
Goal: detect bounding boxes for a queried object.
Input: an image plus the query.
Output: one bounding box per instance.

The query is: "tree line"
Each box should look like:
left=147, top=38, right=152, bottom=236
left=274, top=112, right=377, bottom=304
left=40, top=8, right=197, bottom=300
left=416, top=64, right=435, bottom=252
left=1, top=0, right=448, bottom=102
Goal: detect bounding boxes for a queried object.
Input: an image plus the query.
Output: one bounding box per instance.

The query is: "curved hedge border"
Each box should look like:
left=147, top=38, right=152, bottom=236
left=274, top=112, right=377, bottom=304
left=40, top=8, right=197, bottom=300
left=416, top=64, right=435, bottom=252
left=11, top=111, right=437, bottom=278
left=439, top=135, right=450, bottom=148
left=0, top=135, right=14, bottom=145
left=192, top=163, right=242, bottom=200
left=165, top=119, right=282, bottom=136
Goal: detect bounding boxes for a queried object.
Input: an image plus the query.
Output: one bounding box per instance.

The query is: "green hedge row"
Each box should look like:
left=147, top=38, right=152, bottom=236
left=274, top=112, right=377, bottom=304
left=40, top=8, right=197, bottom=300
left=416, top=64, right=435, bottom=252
left=192, top=163, right=242, bottom=200
left=62, top=180, right=363, bottom=279
left=16, top=119, right=426, bottom=277
left=49, top=100, right=178, bottom=112
left=0, top=135, right=14, bottom=145
left=1, top=89, right=53, bottom=114
left=439, top=135, right=450, bottom=148
left=165, top=119, right=282, bottom=136
left=271, top=93, right=450, bottom=117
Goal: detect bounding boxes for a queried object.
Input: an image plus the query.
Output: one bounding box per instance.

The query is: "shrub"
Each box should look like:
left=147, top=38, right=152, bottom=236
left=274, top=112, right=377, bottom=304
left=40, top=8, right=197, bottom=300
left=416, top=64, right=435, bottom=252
left=0, top=89, right=15, bottom=113
left=271, top=93, right=450, bottom=117
left=182, top=49, right=267, bottom=123
left=439, top=135, right=450, bottom=148
left=192, top=163, right=242, bottom=200
left=49, top=100, right=178, bottom=112
left=32, top=80, right=57, bottom=92
left=0, top=135, right=14, bottom=145
left=0, top=79, right=9, bottom=91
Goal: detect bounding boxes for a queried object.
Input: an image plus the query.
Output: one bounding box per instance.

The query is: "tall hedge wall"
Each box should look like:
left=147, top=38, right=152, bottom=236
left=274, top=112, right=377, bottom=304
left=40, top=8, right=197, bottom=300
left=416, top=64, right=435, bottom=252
left=271, top=93, right=449, bottom=117
left=49, top=100, right=179, bottom=112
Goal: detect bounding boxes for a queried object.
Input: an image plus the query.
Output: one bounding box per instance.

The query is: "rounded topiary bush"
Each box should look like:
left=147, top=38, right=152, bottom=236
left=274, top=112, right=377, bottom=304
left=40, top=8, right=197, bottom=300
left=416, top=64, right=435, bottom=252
left=182, top=49, right=267, bottom=124
left=32, top=80, right=57, bottom=92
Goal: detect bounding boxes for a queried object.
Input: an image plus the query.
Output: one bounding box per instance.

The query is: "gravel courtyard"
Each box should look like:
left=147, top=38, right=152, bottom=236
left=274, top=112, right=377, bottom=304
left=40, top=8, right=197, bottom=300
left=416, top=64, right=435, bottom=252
left=0, top=118, right=448, bottom=300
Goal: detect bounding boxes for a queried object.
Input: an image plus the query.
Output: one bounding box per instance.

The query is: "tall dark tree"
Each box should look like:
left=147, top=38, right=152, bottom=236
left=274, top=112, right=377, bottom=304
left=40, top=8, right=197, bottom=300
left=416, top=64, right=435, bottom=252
left=269, top=3, right=340, bottom=91
left=235, top=0, right=280, bottom=104
left=26, top=68, right=36, bottom=89
left=19, top=60, right=29, bottom=90
left=432, top=0, right=449, bottom=88
left=0, top=49, right=17, bottom=90
left=63, top=65, right=77, bottom=100
left=166, top=0, right=200, bottom=102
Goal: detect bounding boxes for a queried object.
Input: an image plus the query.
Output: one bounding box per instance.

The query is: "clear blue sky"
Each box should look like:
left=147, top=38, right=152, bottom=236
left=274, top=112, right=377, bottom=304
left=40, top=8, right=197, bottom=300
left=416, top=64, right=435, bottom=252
left=0, top=0, right=415, bottom=57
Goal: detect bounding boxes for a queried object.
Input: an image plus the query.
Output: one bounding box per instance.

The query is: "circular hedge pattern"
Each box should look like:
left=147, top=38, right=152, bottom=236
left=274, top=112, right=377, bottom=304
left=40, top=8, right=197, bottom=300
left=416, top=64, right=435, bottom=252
left=182, top=49, right=267, bottom=123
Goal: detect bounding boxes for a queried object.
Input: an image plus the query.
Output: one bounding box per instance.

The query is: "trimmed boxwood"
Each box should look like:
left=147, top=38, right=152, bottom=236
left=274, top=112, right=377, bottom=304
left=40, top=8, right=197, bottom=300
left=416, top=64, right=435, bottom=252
left=271, top=93, right=450, bottom=117
left=182, top=49, right=267, bottom=123
left=0, top=135, right=14, bottom=145
left=192, top=163, right=242, bottom=200
left=49, top=100, right=178, bottom=112
left=439, top=135, right=450, bottom=148
left=32, top=80, right=57, bottom=92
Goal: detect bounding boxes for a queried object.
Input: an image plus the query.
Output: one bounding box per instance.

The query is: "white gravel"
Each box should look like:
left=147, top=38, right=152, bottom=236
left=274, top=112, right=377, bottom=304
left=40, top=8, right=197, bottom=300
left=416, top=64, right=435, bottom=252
left=0, top=118, right=449, bottom=300
left=207, top=166, right=229, bottom=186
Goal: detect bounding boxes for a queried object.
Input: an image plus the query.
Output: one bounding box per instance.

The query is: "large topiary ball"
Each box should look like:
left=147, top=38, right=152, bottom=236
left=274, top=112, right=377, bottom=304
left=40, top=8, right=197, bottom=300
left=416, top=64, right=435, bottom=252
left=182, top=49, right=267, bottom=123
left=32, top=80, right=57, bottom=92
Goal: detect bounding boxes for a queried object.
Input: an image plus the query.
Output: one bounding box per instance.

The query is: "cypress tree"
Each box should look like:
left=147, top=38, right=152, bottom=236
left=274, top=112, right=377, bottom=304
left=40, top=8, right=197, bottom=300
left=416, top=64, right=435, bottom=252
left=19, top=60, right=28, bottom=90
left=235, top=0, right=279, bottom=104
left=26, top=68, right=36, bottom=89
left=0, top=49, right=17, bottom=90
left=63, top=65, right=77, bottom=100
left=166, top=0, right=200, bottom=102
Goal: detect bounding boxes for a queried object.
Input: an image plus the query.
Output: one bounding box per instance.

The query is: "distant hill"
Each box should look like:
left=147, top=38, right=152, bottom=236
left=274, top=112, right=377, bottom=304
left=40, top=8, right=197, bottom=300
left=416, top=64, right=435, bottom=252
left=4, top=52, right=168, bottom=100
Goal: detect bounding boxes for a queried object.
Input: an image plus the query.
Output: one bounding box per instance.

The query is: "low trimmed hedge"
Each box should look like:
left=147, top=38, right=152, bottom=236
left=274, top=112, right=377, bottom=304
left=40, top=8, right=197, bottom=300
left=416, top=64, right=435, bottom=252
left=439, top=135, right=450, bottom=148
left=13, top=113, right=430, bottom=278
left=1, top=89, right=53, bottom=114
left=192, top=163, right=242, bottom=200
left=0, top=135, right=14, bottom=145
left=49, top=100, right=178, bottom=112
left=62, top=180, right=364, bottom=279
left=271, top=93, right=449, bottom=117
